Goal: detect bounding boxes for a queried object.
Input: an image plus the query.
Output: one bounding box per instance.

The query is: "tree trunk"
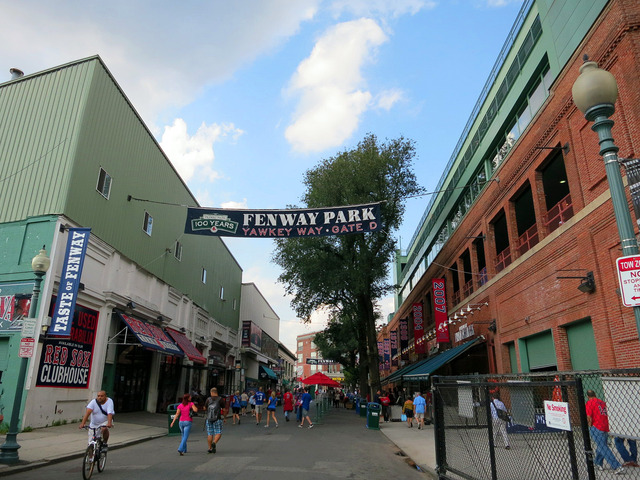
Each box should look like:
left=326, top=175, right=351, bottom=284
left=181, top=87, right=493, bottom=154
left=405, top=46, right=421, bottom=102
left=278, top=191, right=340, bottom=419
left=358, top=293, right=380, bottom=399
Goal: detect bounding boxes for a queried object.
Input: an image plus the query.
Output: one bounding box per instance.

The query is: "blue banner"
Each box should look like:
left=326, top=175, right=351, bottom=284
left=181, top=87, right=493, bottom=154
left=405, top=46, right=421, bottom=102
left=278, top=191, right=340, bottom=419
left=49, top=228, right=91, bottom=337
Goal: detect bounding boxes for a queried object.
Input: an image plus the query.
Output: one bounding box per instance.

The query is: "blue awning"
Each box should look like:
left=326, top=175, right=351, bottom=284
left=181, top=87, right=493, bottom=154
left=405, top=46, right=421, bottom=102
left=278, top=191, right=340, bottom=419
left=401, top=338, right=483, bottom=381
left=259, top=365, right=278, bottom=381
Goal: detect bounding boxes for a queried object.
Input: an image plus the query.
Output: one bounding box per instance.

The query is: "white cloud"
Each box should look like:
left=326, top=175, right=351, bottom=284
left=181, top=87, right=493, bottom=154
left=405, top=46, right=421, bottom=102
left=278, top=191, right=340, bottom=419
left=159, top=118, right=243, bottom=183
left=486, top=0, right=521, bottom=6
left=0, top=1, right=320, bottom=125
left=376, top=88, right=404, bottom=110
left=221, top=199, right=249, bottom=209
left=330, top=0, right=436, bottom=18
left=285, top=18, right=388, bottom=152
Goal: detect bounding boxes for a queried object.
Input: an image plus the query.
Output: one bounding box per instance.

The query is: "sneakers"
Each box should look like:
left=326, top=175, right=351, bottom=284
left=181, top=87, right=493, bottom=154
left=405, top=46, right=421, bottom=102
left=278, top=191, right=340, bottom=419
left=505, top=446, right=511, bottom=450
left=298, top=424, right=303, bottom=428
left=308, top=424, right=314, bottom=429
left=207, top=449, right=213, bottom=454
left=264, top=424, right=269, bottom=428
left=276, top=424, right=279, bottom=428
left=615, top=467, right=625, bottom=475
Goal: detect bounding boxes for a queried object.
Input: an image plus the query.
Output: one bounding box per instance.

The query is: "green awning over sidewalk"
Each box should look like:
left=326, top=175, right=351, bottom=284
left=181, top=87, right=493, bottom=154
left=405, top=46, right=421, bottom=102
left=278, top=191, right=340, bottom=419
left=402, top=338, right=483, bottom=381
left=259, top=365, right=278, bottom=381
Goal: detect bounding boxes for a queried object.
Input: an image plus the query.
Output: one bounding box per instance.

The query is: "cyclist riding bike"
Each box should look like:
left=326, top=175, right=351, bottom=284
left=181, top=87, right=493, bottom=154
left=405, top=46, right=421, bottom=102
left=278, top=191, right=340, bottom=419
left=79, top=390, right=114, bottom=448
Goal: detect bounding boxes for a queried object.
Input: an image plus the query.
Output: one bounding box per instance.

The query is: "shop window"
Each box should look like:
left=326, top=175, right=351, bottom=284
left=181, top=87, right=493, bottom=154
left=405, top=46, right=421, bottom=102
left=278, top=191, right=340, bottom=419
left=96, top=167, right=112, bottom=199
left=174, top=241, right=182, bottom=261
left=201, top=268, right=207, bottom=284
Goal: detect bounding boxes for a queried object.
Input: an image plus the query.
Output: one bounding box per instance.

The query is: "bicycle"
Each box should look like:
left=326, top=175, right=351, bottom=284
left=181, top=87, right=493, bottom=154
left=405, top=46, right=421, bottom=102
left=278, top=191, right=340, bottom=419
left=82, top=426, right=109, bottom=480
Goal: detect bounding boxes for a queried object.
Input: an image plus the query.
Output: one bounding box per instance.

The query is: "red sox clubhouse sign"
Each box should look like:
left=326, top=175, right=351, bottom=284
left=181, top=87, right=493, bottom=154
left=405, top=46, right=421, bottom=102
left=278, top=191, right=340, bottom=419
left=184, top=203, right=382, bottom=238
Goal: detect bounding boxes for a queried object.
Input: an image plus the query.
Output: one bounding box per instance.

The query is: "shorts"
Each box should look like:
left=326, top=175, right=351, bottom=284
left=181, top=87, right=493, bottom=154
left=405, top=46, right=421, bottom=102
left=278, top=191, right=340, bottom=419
left=415, top=412, right=424, bottom=419
left=206, top=419, right=223, bottom=435
left=87, top=423, right=107, bottom=443
left=241, top=401, right=248, bottom=408
left=232, top=407, right=241, bottom=414
left=250, top=404, right=255, bottom=410
left=302, top=408, right=310, bottom=416
left=404, top=409, right=413, bottom=417
left=255, top=404, right=264, bottom=414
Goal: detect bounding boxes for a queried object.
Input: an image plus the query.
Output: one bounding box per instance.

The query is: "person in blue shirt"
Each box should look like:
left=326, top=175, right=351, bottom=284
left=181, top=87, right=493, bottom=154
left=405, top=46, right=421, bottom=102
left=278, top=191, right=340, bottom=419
left=413, top=392, right=427, bottom=430
left=298, top=387, right=314, bottom=429
left=265, top=391, right=279, bottom=428
left=254, top=386, right=266, bottom=425
left=231, top=390, right=242, bottom=425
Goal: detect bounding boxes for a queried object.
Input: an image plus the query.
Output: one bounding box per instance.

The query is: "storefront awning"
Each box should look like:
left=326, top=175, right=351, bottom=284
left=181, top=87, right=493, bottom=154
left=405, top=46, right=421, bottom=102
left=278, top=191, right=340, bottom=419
left=259, top=365, right=278, bottom=381
left=118, top=313, right=183, bottom=356
left=166, top=328, right=207, bottom=364
left=401, top=338, right=483, bottom=381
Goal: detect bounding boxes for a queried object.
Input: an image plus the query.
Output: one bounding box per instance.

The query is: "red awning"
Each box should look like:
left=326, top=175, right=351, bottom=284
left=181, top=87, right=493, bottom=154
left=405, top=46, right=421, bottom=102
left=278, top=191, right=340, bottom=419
left=166, top=328, right=207, bottom=364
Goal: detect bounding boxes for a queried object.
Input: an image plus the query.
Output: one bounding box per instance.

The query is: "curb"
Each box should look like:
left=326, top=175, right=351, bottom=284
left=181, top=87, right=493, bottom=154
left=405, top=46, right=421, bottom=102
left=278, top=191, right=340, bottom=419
left=0, top=432, right=167, bottom=477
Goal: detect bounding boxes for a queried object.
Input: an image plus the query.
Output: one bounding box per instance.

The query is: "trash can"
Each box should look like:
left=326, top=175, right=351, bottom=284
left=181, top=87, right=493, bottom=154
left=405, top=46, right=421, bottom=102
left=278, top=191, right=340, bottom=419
left=366, top=402, right=381, bottom=430
left=167, top=403, right=181, bottom=437
left=359, top=399, right=367, bottom=417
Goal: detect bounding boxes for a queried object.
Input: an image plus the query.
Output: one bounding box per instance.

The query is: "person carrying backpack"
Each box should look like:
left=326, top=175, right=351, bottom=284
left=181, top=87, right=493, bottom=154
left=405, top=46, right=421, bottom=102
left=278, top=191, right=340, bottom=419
left=205, top=387, right=226, bottom=454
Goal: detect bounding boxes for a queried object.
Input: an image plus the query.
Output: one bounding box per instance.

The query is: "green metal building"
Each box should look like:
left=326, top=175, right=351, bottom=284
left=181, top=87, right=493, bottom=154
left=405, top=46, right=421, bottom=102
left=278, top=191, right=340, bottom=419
left=0, top=56, right=243, bottom=427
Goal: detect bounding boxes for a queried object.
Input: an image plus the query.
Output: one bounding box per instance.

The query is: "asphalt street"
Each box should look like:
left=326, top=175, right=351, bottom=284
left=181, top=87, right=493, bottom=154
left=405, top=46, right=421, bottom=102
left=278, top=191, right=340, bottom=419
left=3, top=409, right=428, bottom=480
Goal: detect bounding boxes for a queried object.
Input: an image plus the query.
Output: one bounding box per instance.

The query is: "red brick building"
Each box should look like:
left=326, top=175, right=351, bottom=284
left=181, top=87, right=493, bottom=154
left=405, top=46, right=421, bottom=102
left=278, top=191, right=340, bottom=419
left=382, top=0, right=640, bottom=388
left=296, top=331, right=344, bottom=382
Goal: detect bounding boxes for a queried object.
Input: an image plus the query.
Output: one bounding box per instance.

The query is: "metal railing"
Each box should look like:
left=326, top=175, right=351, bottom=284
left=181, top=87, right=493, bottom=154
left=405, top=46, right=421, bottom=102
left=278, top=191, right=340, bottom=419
left=494, top=246, right=512, bottom=273
left=543, top=193, right=574, bottom=233
left=517, top=224, right=539, bottom=256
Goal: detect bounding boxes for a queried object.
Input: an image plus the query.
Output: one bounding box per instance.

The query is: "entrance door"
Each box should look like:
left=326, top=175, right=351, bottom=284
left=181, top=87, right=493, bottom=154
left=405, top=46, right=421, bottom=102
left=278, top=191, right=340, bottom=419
left=113, top=345, right=152, bottom=412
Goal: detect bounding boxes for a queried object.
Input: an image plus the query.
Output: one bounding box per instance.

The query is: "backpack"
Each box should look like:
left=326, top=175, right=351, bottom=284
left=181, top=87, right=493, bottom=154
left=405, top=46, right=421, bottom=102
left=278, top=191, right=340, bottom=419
left=206, top=398, right=222, bottom=422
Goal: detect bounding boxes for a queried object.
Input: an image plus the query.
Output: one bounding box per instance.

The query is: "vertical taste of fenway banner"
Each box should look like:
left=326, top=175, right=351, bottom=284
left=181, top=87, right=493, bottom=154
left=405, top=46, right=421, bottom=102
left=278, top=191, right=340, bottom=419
left=432, top=278, right=450, bottom=342
left=184, top=203, right=382, bottom=238
left=399, top=318, right=409, bottom=359
left=49, top=228, right=91, bottom=337
left=36, top=300, right=98, bottom=388
left=378, top=341, right=384, bottom=371
left=390, top=329, right=398, bottom=366
left=413, top=302, right=425, bottom=354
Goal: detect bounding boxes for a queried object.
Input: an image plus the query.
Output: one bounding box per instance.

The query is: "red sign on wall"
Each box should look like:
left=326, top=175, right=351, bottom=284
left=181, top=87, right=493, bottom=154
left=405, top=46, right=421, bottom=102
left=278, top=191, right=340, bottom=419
left=413, top=302, right=425, bottom=354
left=433, top=279, right=449, bottom=342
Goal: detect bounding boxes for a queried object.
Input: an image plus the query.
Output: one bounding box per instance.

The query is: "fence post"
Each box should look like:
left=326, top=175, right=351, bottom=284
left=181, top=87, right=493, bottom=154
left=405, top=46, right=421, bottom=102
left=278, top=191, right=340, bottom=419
left=575, top=376, right=597, bottom=480
left=432, top=377, right=448, bottom=479
left=561, top=379, right=580, bottom=480
left=485, top=384, right=498, bottom=480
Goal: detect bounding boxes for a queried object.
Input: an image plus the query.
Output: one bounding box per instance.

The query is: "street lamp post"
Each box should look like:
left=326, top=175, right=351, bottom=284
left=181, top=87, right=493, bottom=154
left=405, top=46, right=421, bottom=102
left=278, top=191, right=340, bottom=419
left=572, top=55, right=640, bottom=337
left=0, top=247, right=50, bottom=464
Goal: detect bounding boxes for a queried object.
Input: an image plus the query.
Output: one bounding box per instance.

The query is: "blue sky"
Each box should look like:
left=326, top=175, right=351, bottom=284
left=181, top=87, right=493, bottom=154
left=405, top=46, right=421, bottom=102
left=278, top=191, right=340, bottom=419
left=1, top=0, right=523, bottom=352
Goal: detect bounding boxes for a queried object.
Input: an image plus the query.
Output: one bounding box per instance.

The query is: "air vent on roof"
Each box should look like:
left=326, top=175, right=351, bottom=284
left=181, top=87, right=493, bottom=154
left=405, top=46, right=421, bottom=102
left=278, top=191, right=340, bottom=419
left=10, top=68, right=24, bottom=80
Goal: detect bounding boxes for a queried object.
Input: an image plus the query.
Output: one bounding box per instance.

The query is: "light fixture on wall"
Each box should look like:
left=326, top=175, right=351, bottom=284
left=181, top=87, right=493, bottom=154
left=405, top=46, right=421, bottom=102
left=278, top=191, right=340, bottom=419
left=126, top=301, right=136, bottom=310
left=557, top=271, right=596, bottom=294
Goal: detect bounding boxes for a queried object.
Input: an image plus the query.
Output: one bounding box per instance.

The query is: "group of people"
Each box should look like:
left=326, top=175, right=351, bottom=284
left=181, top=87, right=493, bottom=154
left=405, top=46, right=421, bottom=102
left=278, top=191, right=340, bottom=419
left=400, top=392, right=428, bottom=429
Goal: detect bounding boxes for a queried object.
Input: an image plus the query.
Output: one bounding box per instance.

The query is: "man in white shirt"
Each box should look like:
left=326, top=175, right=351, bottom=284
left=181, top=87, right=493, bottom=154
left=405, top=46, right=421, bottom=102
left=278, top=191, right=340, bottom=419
left=79, top=390, right=114, bottom=446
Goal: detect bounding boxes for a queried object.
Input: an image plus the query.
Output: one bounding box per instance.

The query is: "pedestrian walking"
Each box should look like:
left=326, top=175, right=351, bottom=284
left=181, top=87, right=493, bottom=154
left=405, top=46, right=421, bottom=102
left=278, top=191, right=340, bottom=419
left=283, top=388, right=294, bottom=421
left=254, top=386, right=266, bottom=425
left=231, top=390, right=242, bottom=424
left=299, top=387, right=314, bottom=428
left=265, top=391, right=279, bottom=428
left=403, top=396, right=414, bottom=428
left=295, top=388, right=304, bottom=423
left=586, top=390, right=625, bottom=474
left=249, top=391, right=256, bottom=418
left=169, top=393, right=198, bottom=455
left=241, top=391, right=249, bottom=416
left=489, top=393, right=510, bottom=450
left=205, top=387, right=226, bottom=454
left=413, top=392, right=426, bottom=430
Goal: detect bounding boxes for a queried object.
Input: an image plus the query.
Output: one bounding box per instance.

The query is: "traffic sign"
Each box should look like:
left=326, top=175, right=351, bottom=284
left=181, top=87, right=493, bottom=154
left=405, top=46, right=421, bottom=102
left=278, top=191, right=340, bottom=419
left=616, top=255, right=640, bottom=306
left=18, top=338, right=35, bottom=358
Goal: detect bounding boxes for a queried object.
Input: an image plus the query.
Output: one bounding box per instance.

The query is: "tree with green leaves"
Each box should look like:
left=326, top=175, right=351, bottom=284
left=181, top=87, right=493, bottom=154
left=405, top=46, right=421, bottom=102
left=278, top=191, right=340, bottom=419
left=273, top=134, right=423, bottom=397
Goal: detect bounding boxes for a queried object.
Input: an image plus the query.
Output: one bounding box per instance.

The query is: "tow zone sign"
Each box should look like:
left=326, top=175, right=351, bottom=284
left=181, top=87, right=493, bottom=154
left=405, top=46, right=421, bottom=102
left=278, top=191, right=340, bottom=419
left=616, top=255, right=640, bottom=307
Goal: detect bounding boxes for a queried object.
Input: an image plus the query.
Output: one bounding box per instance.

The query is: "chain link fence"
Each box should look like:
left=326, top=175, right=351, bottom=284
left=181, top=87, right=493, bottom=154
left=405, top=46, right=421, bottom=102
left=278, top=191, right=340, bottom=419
left=432, top=369, right=640, bottom=479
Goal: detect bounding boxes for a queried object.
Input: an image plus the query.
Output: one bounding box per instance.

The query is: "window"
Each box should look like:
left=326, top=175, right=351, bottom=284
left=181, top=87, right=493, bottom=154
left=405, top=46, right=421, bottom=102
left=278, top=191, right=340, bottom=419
left=96, top=168, right=112, bottom=199
left=233, top=298, right=237, bottom=310
left=298, top=341, right=303, bottom=350
left=143, top=211, right=153, bottom=236
left=220, top=286, right=225, bottom=301
left=297, top=354, right=303, bottom=362
left=174, top=241, right=182, bottom=261
left=201, top=268, right=207, bottom=284
left=311, top=351, right=317, bottom=358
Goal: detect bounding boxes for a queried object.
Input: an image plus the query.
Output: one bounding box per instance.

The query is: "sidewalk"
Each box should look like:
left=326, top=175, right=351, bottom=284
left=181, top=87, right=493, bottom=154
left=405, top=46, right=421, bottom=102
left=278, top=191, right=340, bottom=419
left=0, top=409, right=438, bottom=477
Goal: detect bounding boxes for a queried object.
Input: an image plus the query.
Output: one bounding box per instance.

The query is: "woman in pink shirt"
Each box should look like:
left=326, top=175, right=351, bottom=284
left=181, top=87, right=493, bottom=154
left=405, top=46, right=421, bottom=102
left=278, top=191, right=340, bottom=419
left=170, top=393, right=198, bottom=455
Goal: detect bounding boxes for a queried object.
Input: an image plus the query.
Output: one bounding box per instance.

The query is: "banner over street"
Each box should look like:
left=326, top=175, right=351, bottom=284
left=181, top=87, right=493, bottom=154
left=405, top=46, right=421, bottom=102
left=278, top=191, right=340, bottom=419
left=184, top=203, right=382, bottom=238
